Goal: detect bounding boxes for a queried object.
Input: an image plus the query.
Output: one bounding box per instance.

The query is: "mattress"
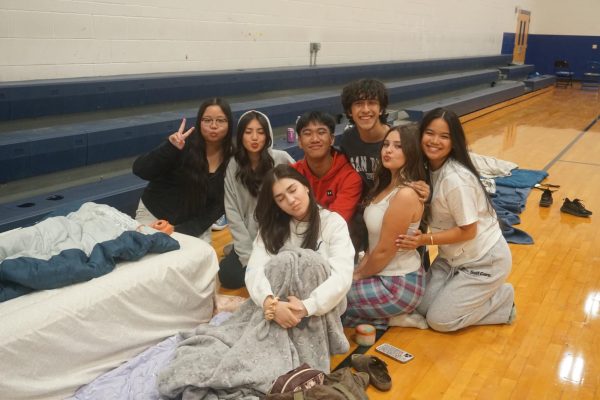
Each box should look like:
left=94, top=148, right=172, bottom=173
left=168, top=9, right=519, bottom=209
left=0, top=232, right=218, bottom=400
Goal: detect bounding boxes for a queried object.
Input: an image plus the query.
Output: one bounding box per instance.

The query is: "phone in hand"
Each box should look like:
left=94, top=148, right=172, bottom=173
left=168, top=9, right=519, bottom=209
left=375, top=343, right=414, bottom=363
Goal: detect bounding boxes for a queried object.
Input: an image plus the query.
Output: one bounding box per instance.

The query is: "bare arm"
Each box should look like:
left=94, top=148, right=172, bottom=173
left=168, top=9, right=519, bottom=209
left=396, top=222, right=477, bottom=250
left=354, top=188, right=422, bottom=279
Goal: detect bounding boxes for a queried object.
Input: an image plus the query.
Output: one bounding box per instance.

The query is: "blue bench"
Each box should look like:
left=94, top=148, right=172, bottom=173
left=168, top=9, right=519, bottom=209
left=0, top=69, right=499, bottom=183
left=0, top=174, right=147, bottom=233
left=0, top=55, right=511, bottom=121
left=498, top=64, right=535, bottom=80
left=524, top=75, right=556, bottom=91
left=404, top=81, right=525, bottom=121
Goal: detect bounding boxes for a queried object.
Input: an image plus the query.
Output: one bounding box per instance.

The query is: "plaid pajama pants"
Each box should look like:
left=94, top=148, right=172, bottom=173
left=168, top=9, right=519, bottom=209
left=343, top=268, right=425, bottom=329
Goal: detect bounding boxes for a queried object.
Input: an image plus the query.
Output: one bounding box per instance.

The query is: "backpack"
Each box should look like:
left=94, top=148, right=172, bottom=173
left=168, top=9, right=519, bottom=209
left=268, top=363, right=325, bottom=394
left=266, top=367, right=369, bottom=400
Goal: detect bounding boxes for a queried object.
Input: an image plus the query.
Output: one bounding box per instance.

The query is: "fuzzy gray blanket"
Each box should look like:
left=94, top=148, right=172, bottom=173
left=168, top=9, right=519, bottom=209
left=157, top=246, right=349, bottom=400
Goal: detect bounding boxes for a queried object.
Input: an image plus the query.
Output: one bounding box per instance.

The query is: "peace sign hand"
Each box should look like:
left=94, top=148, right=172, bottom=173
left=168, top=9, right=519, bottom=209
left=168, top=118, right=195, bottom=150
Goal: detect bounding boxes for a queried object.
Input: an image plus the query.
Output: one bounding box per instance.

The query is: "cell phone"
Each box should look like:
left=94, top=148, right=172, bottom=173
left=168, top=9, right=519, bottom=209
left=375, top=343, right=414, bottom=363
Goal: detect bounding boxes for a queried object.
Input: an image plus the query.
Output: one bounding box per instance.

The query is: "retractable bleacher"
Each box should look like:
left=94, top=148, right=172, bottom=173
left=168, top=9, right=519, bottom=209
left=2, top=54, right=551, bottom=232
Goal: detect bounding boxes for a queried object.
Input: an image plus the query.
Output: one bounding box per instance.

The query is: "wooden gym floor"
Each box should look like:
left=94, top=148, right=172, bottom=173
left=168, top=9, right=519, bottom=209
left=212, top=83, right=600, bottom=399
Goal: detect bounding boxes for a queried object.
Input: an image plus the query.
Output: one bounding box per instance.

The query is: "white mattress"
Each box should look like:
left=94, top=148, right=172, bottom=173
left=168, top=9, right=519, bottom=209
left=0, top=232, right=218, bottom=400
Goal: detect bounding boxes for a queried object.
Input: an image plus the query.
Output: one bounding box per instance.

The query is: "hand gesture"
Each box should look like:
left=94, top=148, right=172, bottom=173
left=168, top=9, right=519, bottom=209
left=168, top=118, right=195, bottom=150
left=409, top=180, right=430, bottom=203
left=396, top=229, right=422, bottom=250
left=273, top=300, right=304, bottom=329
left=287, top=295, right=308, bottom=320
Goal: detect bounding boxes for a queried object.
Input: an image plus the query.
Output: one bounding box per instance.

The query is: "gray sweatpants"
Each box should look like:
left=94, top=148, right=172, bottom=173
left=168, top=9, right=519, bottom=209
left=416, top=237, right=514, bottom=332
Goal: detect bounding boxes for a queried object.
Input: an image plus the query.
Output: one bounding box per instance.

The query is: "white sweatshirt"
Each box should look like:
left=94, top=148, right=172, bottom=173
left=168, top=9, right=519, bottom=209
left=245, top=208, right=355, bottom=317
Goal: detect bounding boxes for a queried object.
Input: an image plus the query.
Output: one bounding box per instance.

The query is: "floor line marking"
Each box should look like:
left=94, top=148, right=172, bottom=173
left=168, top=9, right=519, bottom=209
left=543, top=114, right=600, bottom=171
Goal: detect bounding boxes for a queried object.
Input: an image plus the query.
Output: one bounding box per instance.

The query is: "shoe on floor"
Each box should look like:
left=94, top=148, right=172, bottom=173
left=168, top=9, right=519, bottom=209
left=539, top=189, right=553, bottom=207
left=560, top=198, right=592, bottom=217
left=211, top=215, right=228, bottom=230
left=351, top=354, right=392, bottom=391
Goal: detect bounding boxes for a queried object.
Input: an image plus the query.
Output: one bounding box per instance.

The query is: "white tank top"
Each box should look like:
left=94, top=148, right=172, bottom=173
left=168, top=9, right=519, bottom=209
left=364, top=187, right=422, bottom=276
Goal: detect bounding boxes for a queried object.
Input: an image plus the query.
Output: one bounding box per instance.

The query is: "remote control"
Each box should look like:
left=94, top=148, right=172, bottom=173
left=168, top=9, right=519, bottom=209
left=375, top=343, right=414, bottom=363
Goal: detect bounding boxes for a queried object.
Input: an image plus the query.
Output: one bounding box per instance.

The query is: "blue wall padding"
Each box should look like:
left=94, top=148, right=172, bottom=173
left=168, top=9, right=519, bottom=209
left=502, top=32, right=600, bottom=79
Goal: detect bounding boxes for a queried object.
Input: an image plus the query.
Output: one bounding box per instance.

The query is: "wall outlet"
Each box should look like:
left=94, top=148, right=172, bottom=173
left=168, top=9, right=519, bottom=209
left=593, top=44, right=598, bottom=50
left=310, top=42, right=321, bottom=52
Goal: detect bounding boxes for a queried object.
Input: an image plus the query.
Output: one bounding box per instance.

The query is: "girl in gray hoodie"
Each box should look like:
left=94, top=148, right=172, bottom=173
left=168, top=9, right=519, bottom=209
left=220, top=110, right=294, bottom=288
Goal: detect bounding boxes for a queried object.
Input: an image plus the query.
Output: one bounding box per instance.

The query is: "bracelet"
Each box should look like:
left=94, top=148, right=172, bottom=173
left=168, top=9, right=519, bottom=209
left=430, top=234, right=434, bottom=246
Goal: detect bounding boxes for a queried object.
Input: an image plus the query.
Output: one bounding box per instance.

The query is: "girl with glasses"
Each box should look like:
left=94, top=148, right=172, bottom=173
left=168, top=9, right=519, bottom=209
left=132, top=97, right=234, bottom=241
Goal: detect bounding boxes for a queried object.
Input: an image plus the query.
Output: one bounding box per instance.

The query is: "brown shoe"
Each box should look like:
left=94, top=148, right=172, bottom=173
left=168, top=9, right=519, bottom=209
left=351, top=354, right=392, bottom=391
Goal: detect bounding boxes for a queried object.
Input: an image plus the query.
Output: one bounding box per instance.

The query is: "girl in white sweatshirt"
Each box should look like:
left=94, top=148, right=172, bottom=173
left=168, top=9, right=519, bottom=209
left=245, top=164, right=354, bottom=328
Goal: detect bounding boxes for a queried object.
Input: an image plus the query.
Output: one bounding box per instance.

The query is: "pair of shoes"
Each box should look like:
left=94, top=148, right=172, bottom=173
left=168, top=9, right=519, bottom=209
left=211, top=214, right=228, bottom=230
left=388, top=312, right=429, bottom=329
left=560, top=198, right=592, bottom=217
left=539, top=189, right=554, bottom=207
left=351, top=354, right=391, bottom=391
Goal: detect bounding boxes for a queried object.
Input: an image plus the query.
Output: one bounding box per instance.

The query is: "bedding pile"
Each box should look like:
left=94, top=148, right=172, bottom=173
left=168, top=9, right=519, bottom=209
left=158, top=246, right=350, bottom=400
left=0, top=202, right=179, bottom=302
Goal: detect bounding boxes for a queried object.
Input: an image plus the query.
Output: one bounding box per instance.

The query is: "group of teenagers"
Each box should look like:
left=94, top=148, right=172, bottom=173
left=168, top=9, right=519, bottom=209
left=133, top=78, right=516, bottom=337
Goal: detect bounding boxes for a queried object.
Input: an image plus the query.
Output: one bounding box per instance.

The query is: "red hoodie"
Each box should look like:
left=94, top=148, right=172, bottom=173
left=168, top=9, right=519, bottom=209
left=292, top=150, right=363, bottom=222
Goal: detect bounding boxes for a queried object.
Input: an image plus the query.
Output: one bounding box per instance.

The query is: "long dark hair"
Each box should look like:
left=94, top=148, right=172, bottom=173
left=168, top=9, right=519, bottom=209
left=366, top=123, right=427, bottom=203
left=234, top=111, right=275, bottom=197
left=255, top=164, right=321, bottom=255
left=419, top=107, right=494, bottom=213
left=182, top=97, right=234, bottom=213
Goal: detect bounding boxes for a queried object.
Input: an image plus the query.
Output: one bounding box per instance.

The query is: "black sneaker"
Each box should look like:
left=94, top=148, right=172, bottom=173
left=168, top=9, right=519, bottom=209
left=570, top=198, right=592, bottom=215
left=539, top=189, right=553, bottom=207
left=560, top=198, right=592, bottom=217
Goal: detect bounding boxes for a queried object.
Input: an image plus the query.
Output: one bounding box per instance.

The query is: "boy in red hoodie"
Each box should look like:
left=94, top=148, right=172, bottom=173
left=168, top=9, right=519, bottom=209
left=291, top=111, right=362, bottom=222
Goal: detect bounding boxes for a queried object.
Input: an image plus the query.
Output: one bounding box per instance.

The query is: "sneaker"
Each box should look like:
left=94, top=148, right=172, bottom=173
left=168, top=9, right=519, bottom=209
left=570, top=198, right=592, bottom=215
left=560, top=198, right=592, bottom=217
left=539, top=189, right=553, bottom=207
left=211, top=214, right=228, bottom=230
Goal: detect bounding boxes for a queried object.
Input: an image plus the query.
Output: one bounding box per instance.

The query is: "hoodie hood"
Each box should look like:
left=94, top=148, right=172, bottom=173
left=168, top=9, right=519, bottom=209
left=237, top=109, right=274, bottom=149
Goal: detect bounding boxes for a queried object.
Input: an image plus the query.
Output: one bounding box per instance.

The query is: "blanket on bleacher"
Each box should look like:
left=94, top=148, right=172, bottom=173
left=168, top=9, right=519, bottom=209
left=0, top=202, right=179, bottom=302
left=158, top=247, right=349, bottom=400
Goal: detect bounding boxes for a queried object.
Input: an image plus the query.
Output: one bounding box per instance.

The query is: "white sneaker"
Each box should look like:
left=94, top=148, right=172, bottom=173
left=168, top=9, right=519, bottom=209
left=211, top=215, right=228, bottom=231
left=388, top=312, right=429, bottom=329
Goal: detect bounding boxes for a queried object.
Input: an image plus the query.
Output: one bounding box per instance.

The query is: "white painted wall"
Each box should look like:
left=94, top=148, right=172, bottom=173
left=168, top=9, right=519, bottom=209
left=0, top=0, right=537, bottom=82
left=528, top=0, right=600, bottom=36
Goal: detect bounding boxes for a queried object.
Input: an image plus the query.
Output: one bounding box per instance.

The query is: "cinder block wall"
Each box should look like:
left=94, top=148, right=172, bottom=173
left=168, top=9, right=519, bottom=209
left=0, top=0, right=534, bottom=82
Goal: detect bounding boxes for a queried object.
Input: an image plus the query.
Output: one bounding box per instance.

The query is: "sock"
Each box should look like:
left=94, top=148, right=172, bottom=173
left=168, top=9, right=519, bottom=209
left=388, top=312, right=429, bottom=329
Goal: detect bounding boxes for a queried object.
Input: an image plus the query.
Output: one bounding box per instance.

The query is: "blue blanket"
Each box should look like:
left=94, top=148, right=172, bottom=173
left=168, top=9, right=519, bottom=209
left=493, top=169, right=548, bottom=245
left=0, top=202, right=179, bottom=302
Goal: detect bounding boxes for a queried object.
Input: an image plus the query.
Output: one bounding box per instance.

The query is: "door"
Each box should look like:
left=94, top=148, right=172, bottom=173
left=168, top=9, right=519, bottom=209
left=512, top=10, right=530, bottom=64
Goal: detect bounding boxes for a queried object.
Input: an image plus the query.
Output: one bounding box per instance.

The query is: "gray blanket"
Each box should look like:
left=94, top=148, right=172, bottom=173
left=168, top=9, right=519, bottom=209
left=158, top=246, right=349, bottom=400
